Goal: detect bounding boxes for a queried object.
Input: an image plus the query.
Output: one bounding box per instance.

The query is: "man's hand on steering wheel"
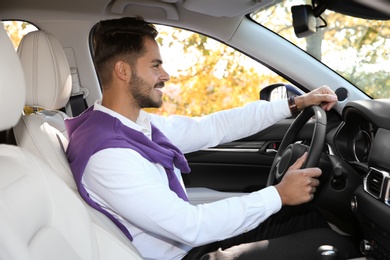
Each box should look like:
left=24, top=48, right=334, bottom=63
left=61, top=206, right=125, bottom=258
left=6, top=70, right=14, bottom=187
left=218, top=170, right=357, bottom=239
left=268, top=85, right=338, bottom=205
left=294, top=85, right=338, bottom=112
left=275, top=152, right=322, bottom=206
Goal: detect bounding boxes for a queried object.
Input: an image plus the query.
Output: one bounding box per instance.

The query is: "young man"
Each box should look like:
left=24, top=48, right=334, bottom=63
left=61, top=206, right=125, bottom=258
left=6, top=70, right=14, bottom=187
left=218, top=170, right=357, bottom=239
left=66, top=17, right=358, bottom=260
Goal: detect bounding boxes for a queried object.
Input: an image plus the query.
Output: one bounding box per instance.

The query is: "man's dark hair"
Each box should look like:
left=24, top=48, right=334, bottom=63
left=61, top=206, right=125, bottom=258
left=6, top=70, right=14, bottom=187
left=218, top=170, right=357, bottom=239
left=93, top=16, right=158, bottom=87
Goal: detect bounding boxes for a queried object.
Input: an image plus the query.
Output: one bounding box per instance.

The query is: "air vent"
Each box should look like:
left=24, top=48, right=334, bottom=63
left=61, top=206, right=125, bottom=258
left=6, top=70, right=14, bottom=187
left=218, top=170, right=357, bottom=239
left=364, top=168, right=387, bottom=199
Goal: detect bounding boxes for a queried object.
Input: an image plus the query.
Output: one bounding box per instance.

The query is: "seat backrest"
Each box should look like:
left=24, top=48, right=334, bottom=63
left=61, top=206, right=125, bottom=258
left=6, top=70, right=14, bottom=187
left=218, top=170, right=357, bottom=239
left=9, top=29, right=145, bottom=258
left=0, top=25, right=143, bottom=260
left=14, top=30, right=75, bottom=188
left=0, top=145, right=144, bottom=260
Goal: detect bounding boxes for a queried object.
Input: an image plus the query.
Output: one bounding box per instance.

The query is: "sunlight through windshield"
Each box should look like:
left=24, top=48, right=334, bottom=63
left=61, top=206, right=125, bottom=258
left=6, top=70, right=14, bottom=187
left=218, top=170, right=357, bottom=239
left=252, top=0, right=390, bottom=99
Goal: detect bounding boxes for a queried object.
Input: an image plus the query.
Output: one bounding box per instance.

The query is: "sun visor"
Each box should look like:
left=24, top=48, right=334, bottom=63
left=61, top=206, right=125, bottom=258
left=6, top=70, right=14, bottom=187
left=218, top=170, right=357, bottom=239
left=183, top=0, right=277, bottom=17
left=315, top=0, right=390, bottom=20
left=110, top=0, right=179, bottom=20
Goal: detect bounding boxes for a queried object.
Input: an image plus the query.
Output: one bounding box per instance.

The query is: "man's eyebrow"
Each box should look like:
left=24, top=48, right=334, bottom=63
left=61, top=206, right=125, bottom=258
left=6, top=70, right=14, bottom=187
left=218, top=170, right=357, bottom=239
left=152, top=59, right=163, bottom=64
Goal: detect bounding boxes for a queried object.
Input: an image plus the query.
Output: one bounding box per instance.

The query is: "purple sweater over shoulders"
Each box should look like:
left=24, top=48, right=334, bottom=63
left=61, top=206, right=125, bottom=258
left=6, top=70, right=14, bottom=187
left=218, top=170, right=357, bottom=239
left=65, top=106, right=191, bottom=241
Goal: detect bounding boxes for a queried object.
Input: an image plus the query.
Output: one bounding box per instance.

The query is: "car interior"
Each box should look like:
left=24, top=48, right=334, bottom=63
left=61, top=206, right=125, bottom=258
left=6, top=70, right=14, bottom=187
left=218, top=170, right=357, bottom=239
left=0, top=0, right=390, bottom=259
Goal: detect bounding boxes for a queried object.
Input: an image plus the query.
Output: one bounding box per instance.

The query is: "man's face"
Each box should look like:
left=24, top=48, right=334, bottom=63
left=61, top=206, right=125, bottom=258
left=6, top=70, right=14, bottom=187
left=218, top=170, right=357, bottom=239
left=128, top=37, right=170, bottom=109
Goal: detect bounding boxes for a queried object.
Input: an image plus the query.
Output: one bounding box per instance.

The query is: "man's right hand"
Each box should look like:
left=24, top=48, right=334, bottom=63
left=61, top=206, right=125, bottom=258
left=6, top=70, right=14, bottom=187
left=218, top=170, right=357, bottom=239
left=274, top=152, right=321, bottom=206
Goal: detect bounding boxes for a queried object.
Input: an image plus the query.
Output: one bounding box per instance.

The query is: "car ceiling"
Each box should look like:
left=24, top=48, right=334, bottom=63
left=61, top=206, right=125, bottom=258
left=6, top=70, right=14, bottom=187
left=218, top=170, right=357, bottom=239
left=0, top=0, right=276, bottom=28
left=0, top=0, right=277, bottom=17
left=2, top=0, right=390, bottom=29
left=0, top=0, right=281, bottom=44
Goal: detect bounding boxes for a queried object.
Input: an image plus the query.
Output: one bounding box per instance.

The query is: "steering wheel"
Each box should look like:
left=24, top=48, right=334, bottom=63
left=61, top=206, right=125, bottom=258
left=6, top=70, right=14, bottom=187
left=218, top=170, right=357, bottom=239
left=266, top=105, right=327, bottom=186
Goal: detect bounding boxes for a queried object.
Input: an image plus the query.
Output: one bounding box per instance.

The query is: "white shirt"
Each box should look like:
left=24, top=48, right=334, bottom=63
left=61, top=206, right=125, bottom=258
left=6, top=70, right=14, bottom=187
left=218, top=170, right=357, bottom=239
left=83, top=99, right=292, bottom=260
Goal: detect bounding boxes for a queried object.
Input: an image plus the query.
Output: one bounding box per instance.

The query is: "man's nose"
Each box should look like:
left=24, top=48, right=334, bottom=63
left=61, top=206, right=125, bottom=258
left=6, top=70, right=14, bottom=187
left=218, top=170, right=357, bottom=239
left=160, top=68, right=170, bottom=82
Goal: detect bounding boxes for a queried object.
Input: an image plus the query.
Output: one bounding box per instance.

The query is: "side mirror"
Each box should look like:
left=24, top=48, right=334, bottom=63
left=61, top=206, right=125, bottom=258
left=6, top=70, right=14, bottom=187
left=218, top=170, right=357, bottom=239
left=260, top=83, right=302, bottom=102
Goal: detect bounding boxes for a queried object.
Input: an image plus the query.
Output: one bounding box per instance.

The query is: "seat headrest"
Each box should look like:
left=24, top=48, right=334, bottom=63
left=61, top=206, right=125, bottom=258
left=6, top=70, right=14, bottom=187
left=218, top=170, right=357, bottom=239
left=17, top=30, right=72, bottom=110
left=0, top=26, right=26, bottom=131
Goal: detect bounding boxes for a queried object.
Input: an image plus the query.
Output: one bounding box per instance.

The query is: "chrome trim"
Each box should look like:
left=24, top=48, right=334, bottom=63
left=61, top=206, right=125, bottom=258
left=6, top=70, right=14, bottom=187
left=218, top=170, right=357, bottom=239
left=364, top=167, right=390, bottom=203
left=351, top=195, right=358, bottom=212
left=203, top=148, right=259, bottom=152
left=384, top=178, right=390, bottom=207
left=327, top=144, right=335, bottom=156
left=352, top=129, right=372, bottom=163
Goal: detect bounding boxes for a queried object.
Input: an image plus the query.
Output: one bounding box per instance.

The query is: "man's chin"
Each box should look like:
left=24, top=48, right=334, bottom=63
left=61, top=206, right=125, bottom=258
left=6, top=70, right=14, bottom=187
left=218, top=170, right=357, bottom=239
left=142, top=101, right=163, bottom=109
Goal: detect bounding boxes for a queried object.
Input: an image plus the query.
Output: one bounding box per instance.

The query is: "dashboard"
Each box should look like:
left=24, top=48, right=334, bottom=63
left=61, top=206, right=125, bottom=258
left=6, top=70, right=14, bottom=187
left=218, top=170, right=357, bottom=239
left=333, top=99, right=390, bottom=258
left=334, top=113, right=375, bottom=164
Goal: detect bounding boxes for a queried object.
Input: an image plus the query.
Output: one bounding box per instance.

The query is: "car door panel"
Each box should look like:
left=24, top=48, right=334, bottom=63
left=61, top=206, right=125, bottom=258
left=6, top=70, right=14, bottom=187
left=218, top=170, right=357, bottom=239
left=184, top=118, right=316, bottom=192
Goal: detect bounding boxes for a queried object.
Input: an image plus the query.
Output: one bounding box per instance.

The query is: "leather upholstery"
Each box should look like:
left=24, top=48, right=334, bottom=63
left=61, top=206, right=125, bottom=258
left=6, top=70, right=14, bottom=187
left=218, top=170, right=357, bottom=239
left=18, top=30, right=72, bottom=110
left=0, top=146, right=142, bottom=260
left=1, top=28, right=143, bottom=259
left=14, top=110, right=75, bottom=188
left=0, top=27, right=25, bottom=130
left=14, top=30, right=75, bottom=188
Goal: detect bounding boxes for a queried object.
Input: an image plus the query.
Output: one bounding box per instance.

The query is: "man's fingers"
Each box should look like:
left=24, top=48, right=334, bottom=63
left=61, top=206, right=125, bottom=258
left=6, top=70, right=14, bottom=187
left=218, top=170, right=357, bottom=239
left=322, top=94, right=337, bottom=105
left=305, top=86, right=338, bottom=110
left=289, top=152, right=307, bottom=170
left=306, top=168, right=322, bottom=178
left=288, top=153, right=322, bottom=178
left=312, top=177, right=320, bottom=187
left=319, top=94, right=337, bottom=110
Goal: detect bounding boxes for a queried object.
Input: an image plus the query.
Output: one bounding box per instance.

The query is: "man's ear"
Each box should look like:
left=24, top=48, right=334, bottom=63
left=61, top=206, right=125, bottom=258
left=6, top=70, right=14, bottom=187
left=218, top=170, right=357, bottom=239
left=114, top=60, right=131, bottom=82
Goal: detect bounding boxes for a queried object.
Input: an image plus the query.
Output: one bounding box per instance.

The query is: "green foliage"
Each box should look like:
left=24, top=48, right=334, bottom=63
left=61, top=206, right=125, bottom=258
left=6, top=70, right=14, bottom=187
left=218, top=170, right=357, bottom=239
left=343, top=70, right=390, bottom=99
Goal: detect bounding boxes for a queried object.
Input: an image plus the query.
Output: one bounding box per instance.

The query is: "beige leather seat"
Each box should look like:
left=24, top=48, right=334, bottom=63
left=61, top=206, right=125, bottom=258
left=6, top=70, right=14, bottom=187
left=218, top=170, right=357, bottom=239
left=14, top=30, right=75, bottom=188
left=0, top=28, right=143, bottom=259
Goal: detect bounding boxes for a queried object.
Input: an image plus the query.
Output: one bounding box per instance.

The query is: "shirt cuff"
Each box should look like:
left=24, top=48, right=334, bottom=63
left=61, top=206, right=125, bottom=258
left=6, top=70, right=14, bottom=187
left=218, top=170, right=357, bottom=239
left=259, top=185, right=283, bottom=216
left=269, top=98, right=293, bottom=118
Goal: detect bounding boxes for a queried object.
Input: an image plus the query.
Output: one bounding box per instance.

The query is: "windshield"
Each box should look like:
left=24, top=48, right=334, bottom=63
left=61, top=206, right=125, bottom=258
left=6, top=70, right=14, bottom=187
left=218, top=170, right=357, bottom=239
left=252, top=0, right=390, bottom=99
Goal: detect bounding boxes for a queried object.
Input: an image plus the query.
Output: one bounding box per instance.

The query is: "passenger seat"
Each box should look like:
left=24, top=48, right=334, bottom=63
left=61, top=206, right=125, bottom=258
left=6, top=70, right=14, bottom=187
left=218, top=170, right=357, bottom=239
left=0, top=25, right=143, bottom=260
left=12, top=30, right=144, bottom=258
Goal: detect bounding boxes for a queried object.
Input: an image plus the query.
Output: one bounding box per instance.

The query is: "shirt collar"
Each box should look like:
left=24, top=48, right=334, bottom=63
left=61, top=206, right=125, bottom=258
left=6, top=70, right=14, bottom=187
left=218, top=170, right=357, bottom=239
left=93, top=100, right=152, bottom=138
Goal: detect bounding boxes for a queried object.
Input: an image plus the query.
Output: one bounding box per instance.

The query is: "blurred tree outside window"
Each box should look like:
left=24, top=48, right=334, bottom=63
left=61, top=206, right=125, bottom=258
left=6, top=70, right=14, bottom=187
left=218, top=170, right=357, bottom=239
left=2, top=21, right=38, bottom=50
left=146, top=25, right=288, bottom=117
left=252, top=0, right=390, bottom=99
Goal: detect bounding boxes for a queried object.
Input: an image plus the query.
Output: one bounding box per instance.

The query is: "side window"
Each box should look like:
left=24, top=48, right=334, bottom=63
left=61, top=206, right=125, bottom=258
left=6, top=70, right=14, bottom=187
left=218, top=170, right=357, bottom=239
left=151, top=25, right=288, bottom=117
left=2, top=21, right=38, bottom=50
